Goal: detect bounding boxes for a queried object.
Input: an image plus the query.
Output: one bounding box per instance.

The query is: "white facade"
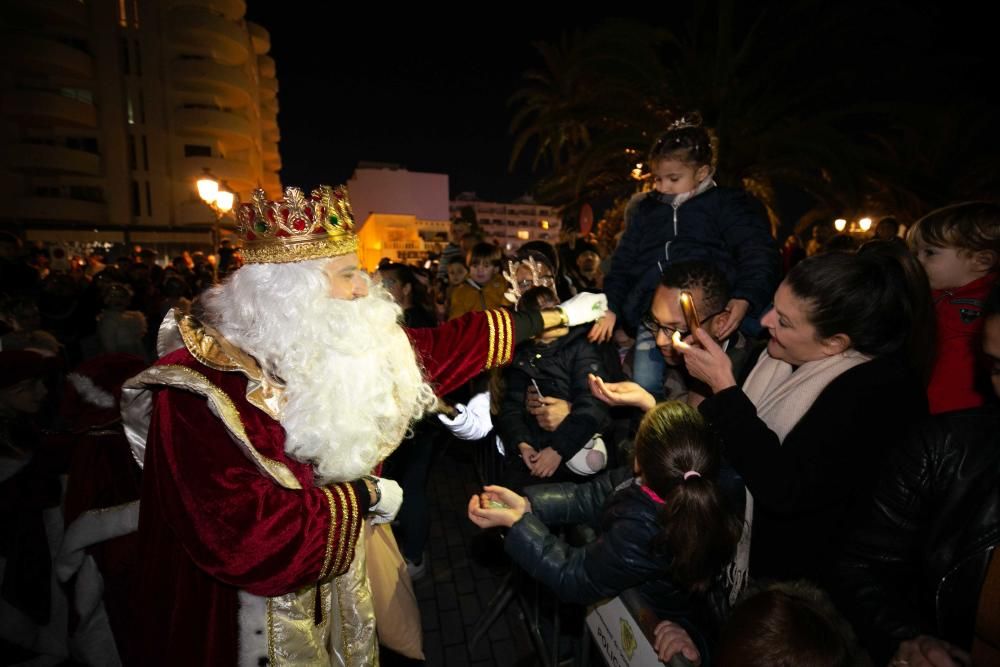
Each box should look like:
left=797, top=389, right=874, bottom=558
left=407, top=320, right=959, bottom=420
left=449, top=192, right=562, bottom=252
left=0, top=0, right=282, bottom=248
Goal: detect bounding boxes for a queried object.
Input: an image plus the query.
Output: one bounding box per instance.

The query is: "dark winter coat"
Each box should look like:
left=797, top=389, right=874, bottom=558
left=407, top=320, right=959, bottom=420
left=495, top=324, right=609, bottom=460
left=698, top=352, right=927, bottom=588
left=836, top=405, right=1000, bottom=664
left=604, top=185, right=780, bottom=332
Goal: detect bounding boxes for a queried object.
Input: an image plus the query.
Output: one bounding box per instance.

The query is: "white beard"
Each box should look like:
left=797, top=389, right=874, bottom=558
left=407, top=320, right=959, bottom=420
left=199, top=259, right=437, bottom=483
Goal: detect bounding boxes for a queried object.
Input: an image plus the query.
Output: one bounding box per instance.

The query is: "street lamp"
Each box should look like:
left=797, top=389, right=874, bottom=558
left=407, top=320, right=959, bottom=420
left=859, top=217, right=872, bottom=232
left=196, top=168, right=235, bottom=250
left=834, top=218, right=847, bottom=232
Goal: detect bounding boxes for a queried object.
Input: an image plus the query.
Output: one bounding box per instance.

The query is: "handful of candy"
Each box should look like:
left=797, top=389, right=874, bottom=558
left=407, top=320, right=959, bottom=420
left=479, top=493, right=509, bottom=510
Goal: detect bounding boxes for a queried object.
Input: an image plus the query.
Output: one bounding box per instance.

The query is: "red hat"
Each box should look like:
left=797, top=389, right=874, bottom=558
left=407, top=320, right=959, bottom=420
left=62, top=353, right=148, bottom=431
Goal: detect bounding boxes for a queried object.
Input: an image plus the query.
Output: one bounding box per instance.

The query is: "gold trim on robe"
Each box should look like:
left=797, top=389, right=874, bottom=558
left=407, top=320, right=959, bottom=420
left=120, top=311, right=377, bottom=666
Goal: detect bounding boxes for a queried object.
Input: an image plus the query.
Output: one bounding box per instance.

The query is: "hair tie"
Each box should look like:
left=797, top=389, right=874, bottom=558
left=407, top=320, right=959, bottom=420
left=683, top=470, right=701, bottom=481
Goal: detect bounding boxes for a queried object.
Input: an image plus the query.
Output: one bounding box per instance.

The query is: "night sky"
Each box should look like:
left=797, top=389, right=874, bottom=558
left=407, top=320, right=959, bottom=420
left=245, top=3, right=997, bottom=209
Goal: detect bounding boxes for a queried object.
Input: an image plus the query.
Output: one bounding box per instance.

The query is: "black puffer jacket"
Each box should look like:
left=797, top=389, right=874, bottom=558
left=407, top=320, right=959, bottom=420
left=495, top=324, right=609, bottom=460
left=603, top=185, right=779, bottom=333
left=836, top=405, right=1000, bottom=664
left=504, top=468, right=718, bottom=656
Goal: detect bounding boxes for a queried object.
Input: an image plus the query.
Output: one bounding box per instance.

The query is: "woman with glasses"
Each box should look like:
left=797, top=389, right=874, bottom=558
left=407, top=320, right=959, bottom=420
left=671, top=252, right=927, bottom=591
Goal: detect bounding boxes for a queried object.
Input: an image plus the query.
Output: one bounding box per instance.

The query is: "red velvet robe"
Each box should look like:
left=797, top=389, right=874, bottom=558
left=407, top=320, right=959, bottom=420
left=133, top=308, right=515, bottom=666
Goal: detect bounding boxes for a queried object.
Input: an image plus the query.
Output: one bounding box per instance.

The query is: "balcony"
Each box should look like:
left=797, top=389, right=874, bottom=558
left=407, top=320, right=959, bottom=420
left=178, top=156, right=255, bottom=191
left=1, top=36, right=93, bottom=78
left=174, top=200, right=217, bottom=226
left=1, top=90, right=97, bottom=128
left=170, top=59, right=254, bottom=108
left=165, top=0, right=246, bottom=21
left=259, top=77, right=278, bottom=101
left=262, top=141, right=279, bottom=159
left=263, top=154, right=281, bottom=171
left=174, top=107, right=252, bottom=149
left=7, top=144, right=101, bottom=176
left=263, top=128, right=280, bottom=143
left=15, top=197, right=107, bottom=224
left=169, top=7, right=249, bottom=66
left=257, top=55, right=276, bottom=79
left=247, top=22, right=270, bottom=55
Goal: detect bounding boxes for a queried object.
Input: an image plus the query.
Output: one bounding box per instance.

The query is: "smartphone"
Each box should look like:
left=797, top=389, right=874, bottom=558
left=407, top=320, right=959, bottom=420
left=679, top=290, right=701, bottom=334
left=530, top=378, right=545, bottom=399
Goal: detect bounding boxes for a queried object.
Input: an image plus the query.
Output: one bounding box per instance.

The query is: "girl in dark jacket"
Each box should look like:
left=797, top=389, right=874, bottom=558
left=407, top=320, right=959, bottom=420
left=590, top=115, right=780, bottom=399
left=469, top=401, right=742, bottom=665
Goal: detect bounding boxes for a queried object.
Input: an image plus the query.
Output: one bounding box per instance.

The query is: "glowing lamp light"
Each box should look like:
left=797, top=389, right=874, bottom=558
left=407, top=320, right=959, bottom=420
left=197, top=174, right=219, bottom=204
left=834, top=218, right=847, bottom=232
left=215, top=189, right=235, bottom=213
left=859, top=217, right=872, bottom=232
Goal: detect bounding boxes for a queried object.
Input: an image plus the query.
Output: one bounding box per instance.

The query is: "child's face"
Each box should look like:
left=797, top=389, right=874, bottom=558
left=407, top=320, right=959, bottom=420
left=913, top=242, right=986, bottom=291
left=650, top=158, right=710, bottom=196
left=469, top=259, right=497, bottom=285
left=447, top=263, right=468, bottom=286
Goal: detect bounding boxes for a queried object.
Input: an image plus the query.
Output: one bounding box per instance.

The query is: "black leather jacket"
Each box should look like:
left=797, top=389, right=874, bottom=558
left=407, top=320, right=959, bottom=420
left=836, top=405, right=1000, bottom=664
left=504, top=467, right=729, bottom=657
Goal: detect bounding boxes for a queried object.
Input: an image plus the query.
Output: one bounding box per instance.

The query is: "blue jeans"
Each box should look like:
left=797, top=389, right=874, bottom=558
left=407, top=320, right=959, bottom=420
left=631, top=326, right=666, bottom=400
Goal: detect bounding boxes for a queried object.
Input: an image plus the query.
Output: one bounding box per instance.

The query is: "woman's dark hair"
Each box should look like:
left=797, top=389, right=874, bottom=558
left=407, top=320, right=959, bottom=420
left=648, top=113, right=716, bottom=169
left=784, top=251, right=911, bottom=358
left=715, top=581, right=859, bottom=667
left=858, top=239, right=935, bottom=385
left=379, top=262, right=432, bottom=312
left=635, top=401, right=741, bottom=590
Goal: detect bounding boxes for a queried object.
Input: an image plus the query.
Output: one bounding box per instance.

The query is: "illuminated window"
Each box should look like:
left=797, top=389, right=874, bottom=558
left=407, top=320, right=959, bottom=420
left=540, top=220, right=549, bottom=229
left=517, top=230, right=530, bottom=240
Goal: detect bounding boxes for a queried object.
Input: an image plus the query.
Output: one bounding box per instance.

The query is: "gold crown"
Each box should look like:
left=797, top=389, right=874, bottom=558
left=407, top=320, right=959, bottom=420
left=236, top=185, right=358, bottom=264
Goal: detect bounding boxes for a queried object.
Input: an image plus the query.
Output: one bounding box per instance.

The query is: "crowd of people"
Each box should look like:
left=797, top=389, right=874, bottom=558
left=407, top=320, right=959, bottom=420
left=1, top=117, right=999, bottom=667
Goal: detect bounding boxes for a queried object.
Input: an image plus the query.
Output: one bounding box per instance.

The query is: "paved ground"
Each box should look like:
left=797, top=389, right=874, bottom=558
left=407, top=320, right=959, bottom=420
left=382, top=441, right=581, bottom=667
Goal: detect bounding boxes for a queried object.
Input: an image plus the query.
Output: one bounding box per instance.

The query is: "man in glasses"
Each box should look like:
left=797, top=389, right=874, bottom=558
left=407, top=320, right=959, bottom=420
left=591, top=260, right=760, bottom=411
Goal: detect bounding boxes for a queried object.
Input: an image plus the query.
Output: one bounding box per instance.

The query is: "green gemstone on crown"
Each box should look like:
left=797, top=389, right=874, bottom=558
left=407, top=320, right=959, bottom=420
left=329, top=214, right=339, bottom=227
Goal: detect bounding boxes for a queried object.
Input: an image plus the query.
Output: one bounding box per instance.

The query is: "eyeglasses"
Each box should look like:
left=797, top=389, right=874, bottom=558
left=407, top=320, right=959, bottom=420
left=641, top=307, right=724, bottom=339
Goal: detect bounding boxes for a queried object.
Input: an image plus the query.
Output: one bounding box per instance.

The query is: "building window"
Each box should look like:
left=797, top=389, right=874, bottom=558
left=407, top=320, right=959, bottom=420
left=60, top=88, right=94, bottom=104
left=134, top=40, right=142, bottom=75
left=66, top=136, right=99, bottom=154
left=127, top=135, right=137, bottom=169
left=184, top=144, right=212, bottom=157
left=141, top=136, right=149, bottom=170
left=118, top=0, right=127, bottom=27
left=34, top=186, right=60, bottom=198
left=145, top=181, right=152, bottom=215
left=120, top=38, right=130, bottom=74
left=126, top=95, right=134, bottom=125
left=517, top=230, right=530, bottom=240
left=540, top=220, right=549, bottom=229
left=131, top=180, right=140, bottom=216
left=69, top=186, right=104, bottom=202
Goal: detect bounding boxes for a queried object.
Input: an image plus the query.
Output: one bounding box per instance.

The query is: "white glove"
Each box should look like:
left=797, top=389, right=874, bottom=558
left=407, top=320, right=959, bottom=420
left=438, top=391, right=493, bottom=440
left=558, top=292, right=609, bottom=326
left=369, top=476, right=403, bottom=525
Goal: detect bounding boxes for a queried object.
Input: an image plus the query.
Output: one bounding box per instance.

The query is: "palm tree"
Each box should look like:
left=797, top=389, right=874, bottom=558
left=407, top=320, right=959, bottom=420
left=509, top=2, right=963, bottom=232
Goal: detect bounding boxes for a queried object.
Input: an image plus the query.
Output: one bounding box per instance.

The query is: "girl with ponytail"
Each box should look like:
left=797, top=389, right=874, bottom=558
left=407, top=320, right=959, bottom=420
left=468, top=401, right=742, bottom=665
